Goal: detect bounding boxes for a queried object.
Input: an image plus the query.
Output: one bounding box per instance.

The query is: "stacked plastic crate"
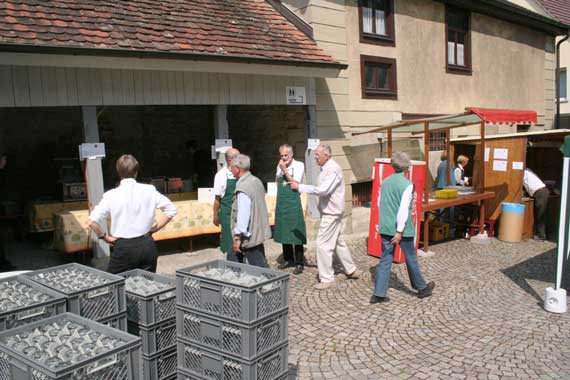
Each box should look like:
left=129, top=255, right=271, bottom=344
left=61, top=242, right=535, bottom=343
left=0, top=312, right=141, bottom=380
left=22, top=263, right=128, bottom=331
left=120, top=270, right=177, bottom=380
left=176, top=260, right=290, bottom=380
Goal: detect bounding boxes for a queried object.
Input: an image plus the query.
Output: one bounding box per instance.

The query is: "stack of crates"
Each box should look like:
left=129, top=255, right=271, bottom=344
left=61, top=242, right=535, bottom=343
left=22, top=263, right=127, bottom=331
left=120, top=270, right=177, bottom=380
left=0, top=312, right=141, bottom=380
left=176, top=260, right=290, bottom=380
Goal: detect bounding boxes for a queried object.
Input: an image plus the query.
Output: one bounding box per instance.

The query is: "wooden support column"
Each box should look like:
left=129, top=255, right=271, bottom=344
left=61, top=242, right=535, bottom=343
left=479, top=121, right=486, bottom=234
left=81, top=106, right=109, bottom=259
left=214, top=105, right=230, bottom=171
left=305, top=105, right=320, bottom=218
left=446, top=130, right=451, bottom=186
left=387, top=129, right=393, bottom=157
left=423, top=122, right=429, bottom=202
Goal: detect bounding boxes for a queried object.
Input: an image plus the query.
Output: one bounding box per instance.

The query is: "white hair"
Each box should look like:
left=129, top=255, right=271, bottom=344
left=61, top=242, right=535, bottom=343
left=318, top=143, right=332, bottom=157
left=232, top=154, right=251, bottom=171
left=391, top=151, right=410, bottom=172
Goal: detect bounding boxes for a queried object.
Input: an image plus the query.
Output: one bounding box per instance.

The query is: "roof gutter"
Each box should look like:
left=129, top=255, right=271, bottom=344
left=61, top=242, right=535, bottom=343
left=557, top=32, right=570, bottom=128
left=0, top=43, right=348, bottom=71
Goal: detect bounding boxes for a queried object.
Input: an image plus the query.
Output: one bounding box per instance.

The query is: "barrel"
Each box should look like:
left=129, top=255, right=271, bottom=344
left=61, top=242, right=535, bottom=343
left=498, top=202, right=525, bottom=242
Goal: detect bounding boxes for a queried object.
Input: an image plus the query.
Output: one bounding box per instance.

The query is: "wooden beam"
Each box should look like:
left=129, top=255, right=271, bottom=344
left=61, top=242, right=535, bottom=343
left=424, top=121, right=429, bottom=203
left=410, top=121, right=483, bottom=135
left=480, top=121, right=485, bottom=192
left=387, top=128, right=392, bottom=157
left=446, top=130, right=451, bottom=186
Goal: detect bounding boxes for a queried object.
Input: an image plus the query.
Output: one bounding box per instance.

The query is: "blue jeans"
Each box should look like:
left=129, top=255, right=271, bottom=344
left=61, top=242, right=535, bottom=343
left=373, top=235, right=427, bottom=297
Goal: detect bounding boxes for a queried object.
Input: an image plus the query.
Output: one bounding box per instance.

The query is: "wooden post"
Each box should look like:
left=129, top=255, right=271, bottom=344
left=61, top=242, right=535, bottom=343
left=305, top=105, right=320, bottom=218
left=81, top=106, right=109, bottom=259
left=446, top=130, right=451, bottom=186
left=480, top=121, right=485, bottom=191
left=387, top=128, right=393, bottom=157
left=424, top=121, right=429, bottom=202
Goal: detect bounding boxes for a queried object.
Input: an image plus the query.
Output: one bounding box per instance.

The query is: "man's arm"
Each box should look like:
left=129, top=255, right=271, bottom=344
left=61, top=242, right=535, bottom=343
left=391, top=185, right=414, bottom=245
left=88, top=220, right=117, bottom=245
left=212, top=172, right=225, bottom=226
left=213, top=196, right=221, bottom=226
left=233, top=192, right=251, bottom=252
left=152, top=192, right=177, bottom=233
left=294, top=170, right=339, bottom=196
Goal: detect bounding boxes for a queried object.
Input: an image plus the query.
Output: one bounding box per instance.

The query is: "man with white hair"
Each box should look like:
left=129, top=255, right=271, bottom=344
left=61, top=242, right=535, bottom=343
left=290, top=144, right=360, bottom=289
left=370, top=151, right=435, bottom=304
left=213, top=147, right=240, bottom=254
left=229, top=154, right=271, bottom=267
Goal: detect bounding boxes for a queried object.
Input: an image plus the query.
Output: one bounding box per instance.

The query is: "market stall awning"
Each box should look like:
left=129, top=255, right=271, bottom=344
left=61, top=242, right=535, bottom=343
left=470, top=108, right=538, bottom=125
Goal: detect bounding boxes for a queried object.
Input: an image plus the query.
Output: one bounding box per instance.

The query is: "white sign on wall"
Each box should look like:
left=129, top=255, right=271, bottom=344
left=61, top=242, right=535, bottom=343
left=286, top=86, right=306, bottom=105
left=79, top=143, right=106, bottom=160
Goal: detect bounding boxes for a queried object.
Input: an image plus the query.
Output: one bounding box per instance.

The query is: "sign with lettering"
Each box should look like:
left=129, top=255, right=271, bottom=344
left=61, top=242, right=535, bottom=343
left=286, top=86, right=306, bottom=105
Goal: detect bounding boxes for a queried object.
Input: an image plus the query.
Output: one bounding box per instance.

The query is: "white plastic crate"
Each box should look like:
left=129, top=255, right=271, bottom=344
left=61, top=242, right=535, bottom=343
left=178, top=338, right=288, bottom=380
left=100, top=311, right=128, bottom=332
left=176, top=261, right=289, bottom=324
left=0, top=312, right=141, bottom=380
left=24, top=263, right=126, bottom=321
left=142, top=346, right=177, bottom=380
left=128, top=317, right=176, bottom=356
left=119, top=269, right=176, bottom=327
left=0, top=275, right=66, bottom=332
left=177, top=306, right=288, bottom=360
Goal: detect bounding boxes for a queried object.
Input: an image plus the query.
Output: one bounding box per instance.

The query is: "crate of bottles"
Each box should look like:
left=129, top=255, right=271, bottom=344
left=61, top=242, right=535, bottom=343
left=100, top=311, right=128, bottom=332
left=177, top=306, right=288, bottom=360
left=128, top=317, right=176, bottom=357
left=0, top=312, right=141, bottom=380
left=0, top=275, right=66, bottom=332
left=142, top=346, right=177, bottom=380
left=176, top=261, right=289, bottom=324
left=23, top=263, right=126, bottom=321
left=178, top=338, right=288, bottom=380
left=119, top=270, right=176, bottom=327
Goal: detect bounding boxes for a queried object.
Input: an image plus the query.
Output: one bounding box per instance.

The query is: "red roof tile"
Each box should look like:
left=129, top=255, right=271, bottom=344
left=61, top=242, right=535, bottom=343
left=0, top=0, right=340, bottom=67
left=537, top=0, right=570, bottom=26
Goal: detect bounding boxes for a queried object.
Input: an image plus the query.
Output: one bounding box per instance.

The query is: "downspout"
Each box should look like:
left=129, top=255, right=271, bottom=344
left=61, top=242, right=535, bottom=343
left=556, top=31, right=570, bottom=129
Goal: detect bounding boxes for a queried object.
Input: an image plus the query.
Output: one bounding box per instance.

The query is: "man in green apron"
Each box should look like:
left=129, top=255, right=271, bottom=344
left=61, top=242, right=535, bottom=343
left=213, top=148, right=240, bottom=254
left=274, top=144, right=306, bottom=275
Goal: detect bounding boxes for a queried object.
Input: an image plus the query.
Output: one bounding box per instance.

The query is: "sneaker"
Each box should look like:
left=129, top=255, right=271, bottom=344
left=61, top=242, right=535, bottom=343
left=418, top=281, right=435, bottom=299
left=277, top=261, right=293, bottom=270
left=293, top=265, right=303, bottom=275
left=345, top=269, right=361, bottom=280
left=370, top=295, right=390, bottom=304
left=314, top=281, right=336, bottom=290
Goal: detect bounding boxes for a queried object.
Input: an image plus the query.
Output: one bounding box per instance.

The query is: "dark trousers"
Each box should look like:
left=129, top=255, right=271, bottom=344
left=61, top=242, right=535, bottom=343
left=283, top=244, right=304, bottom=266
left=534, top=187, right=549, bottom=238
left=227, top=243, right=268, bottom=268
left=107, top=234, right=158, bottom=274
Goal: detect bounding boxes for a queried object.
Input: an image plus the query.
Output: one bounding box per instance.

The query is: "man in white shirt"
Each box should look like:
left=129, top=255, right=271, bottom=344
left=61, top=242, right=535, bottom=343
left=523, top=168, right=549, bottom=240
left=274, top=144, right=307, bottom=275
left=89, top=154, right=177, bottom=273
left=212, top=148, right=240, bottom=254
left=290, top=144, right=360, bottom=290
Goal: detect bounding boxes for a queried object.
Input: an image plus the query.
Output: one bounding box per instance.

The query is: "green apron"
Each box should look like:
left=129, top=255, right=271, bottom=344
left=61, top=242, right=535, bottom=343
left=274, top=176, right=307, bottom=244
left=219, top=177, right=237, bottom=253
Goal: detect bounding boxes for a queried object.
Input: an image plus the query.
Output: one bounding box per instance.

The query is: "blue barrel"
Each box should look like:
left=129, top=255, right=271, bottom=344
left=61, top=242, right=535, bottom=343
left=499, top=203, right=525, bottom=242
left=501, top=202, right=525, bottom=214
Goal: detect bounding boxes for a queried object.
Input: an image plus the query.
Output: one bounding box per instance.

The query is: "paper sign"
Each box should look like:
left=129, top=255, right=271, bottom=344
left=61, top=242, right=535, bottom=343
left=493, top=160, right=507, bottom=172
left=494, top=148, right=508, bottom=160
left=215, top=139, right=232, bottom=153
left=512, top=161, right=523, bottom=170
left=79, top=143, right=106, bottom=160
left=267, top=182, right=277, bottom=196
left=308, top=138, right=320, bottom=150
left=484, top=147, right=490, bottom=162
left=198, top=188, right=215, bottom=203
left=286, top=86, right=306, bottom=105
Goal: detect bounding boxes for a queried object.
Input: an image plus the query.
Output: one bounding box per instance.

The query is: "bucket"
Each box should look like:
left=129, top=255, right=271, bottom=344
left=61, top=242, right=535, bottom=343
left=498, top=202, right=525, bottom=242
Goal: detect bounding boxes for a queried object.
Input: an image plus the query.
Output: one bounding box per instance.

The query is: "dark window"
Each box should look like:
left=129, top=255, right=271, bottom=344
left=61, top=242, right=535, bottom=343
left=559, top=68, right=567, bottom=100
left=446, top=6, right=471, bottom=75
left=361, top=55, right=397, bottom=99
left=359, top=0, right=395, bottom=46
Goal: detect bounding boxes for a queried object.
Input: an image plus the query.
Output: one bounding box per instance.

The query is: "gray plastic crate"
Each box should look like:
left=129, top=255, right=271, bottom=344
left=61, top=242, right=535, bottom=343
left=177, top=306, right=288, bottom=360
left=142, top=346, right=177, bottom=380
left=24, top=263, right=126, bottom=321
left=178, top=338, right=288, bottom=380
left=177, top=368, right=288, bottom=380
left=119, top=269, right=176, bottom=327
left=0, top=275, right=66, bottom=332
left=0, top=312, right=141, bottom=380
left=128, top=317, right=176, bottom=356
left=176, top=260, right=289, bottom=324
left=100, top=311, right=128, bottom=332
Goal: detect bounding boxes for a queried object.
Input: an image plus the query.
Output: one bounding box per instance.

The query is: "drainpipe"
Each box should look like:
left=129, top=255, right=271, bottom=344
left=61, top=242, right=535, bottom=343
left=556, top=31, right=570, bottom=129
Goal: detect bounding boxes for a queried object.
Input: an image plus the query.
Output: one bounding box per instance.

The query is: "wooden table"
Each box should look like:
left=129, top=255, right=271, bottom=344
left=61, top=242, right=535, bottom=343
left=422, top=191, right=495, bottom=251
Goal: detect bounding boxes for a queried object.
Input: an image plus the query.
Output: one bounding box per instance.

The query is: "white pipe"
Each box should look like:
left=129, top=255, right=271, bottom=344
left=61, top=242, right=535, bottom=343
left=556, top=157, right=569, bottom=290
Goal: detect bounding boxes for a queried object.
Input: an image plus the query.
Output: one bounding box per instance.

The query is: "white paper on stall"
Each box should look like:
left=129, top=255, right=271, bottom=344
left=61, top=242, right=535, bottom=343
left=493, top=160, right=507, bottom=172
left=267, top=182, right=277, bottom=196
left=484, top=147, right=490, bottom=162
left=494, top=148, right=508, bottom=160
left=512, top=161, right=524, bottom=170
left=308, top=138, right=320, bottom=150
left=198, top=188, right=215, bottom=203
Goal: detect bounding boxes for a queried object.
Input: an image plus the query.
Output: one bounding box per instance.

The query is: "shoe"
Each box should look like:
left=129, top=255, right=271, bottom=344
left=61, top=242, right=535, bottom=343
left=370, top=295, right=390, bottom=304
left=345, top=269, right=361, bottom=280
left=277, top=261, right=293, bottom=270
left=418, top=281, right=435, bottom=299
left=314, top=281, right=335, bottom=290
left=293, top=265, right=303, bottom=275
left=533, top=235, right=546, bottom=241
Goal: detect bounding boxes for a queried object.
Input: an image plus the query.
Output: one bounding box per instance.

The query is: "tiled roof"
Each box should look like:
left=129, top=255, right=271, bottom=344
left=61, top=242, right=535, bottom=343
left=537, top=0, right=570, bottom=26
left=0, top=0, right=340, bottom=67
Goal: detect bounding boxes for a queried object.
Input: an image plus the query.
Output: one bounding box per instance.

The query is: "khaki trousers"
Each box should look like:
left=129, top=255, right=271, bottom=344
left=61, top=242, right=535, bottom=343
left=316, top=214, right=356, bottom=283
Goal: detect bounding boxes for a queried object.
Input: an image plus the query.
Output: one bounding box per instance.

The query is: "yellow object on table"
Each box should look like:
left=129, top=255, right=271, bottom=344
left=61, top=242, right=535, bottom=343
left=29, top=200, right=88, bottom=233
left=53, top=194, right=307, bottom=253
left=435, top=189, right=458, bottom=199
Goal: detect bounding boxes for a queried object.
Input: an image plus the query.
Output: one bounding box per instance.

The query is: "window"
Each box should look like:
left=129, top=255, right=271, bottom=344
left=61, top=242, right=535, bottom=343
left=446, top=6, right=471, bottom=74
left=359, top=0, right=395, bottom=46
left=559, top=68, right=567, bottom=101
left=429, top=130, right=447, bottom=151
left=361, top=55, right=397, bottom=99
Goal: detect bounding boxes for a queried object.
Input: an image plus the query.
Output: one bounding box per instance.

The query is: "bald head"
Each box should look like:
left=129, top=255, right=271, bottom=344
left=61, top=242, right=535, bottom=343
left=225, top=148, right=240, bottom=165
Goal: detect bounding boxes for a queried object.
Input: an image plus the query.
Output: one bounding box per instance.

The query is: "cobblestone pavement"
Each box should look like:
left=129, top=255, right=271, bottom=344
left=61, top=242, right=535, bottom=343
left=280, top=237, right=570, bottom=380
